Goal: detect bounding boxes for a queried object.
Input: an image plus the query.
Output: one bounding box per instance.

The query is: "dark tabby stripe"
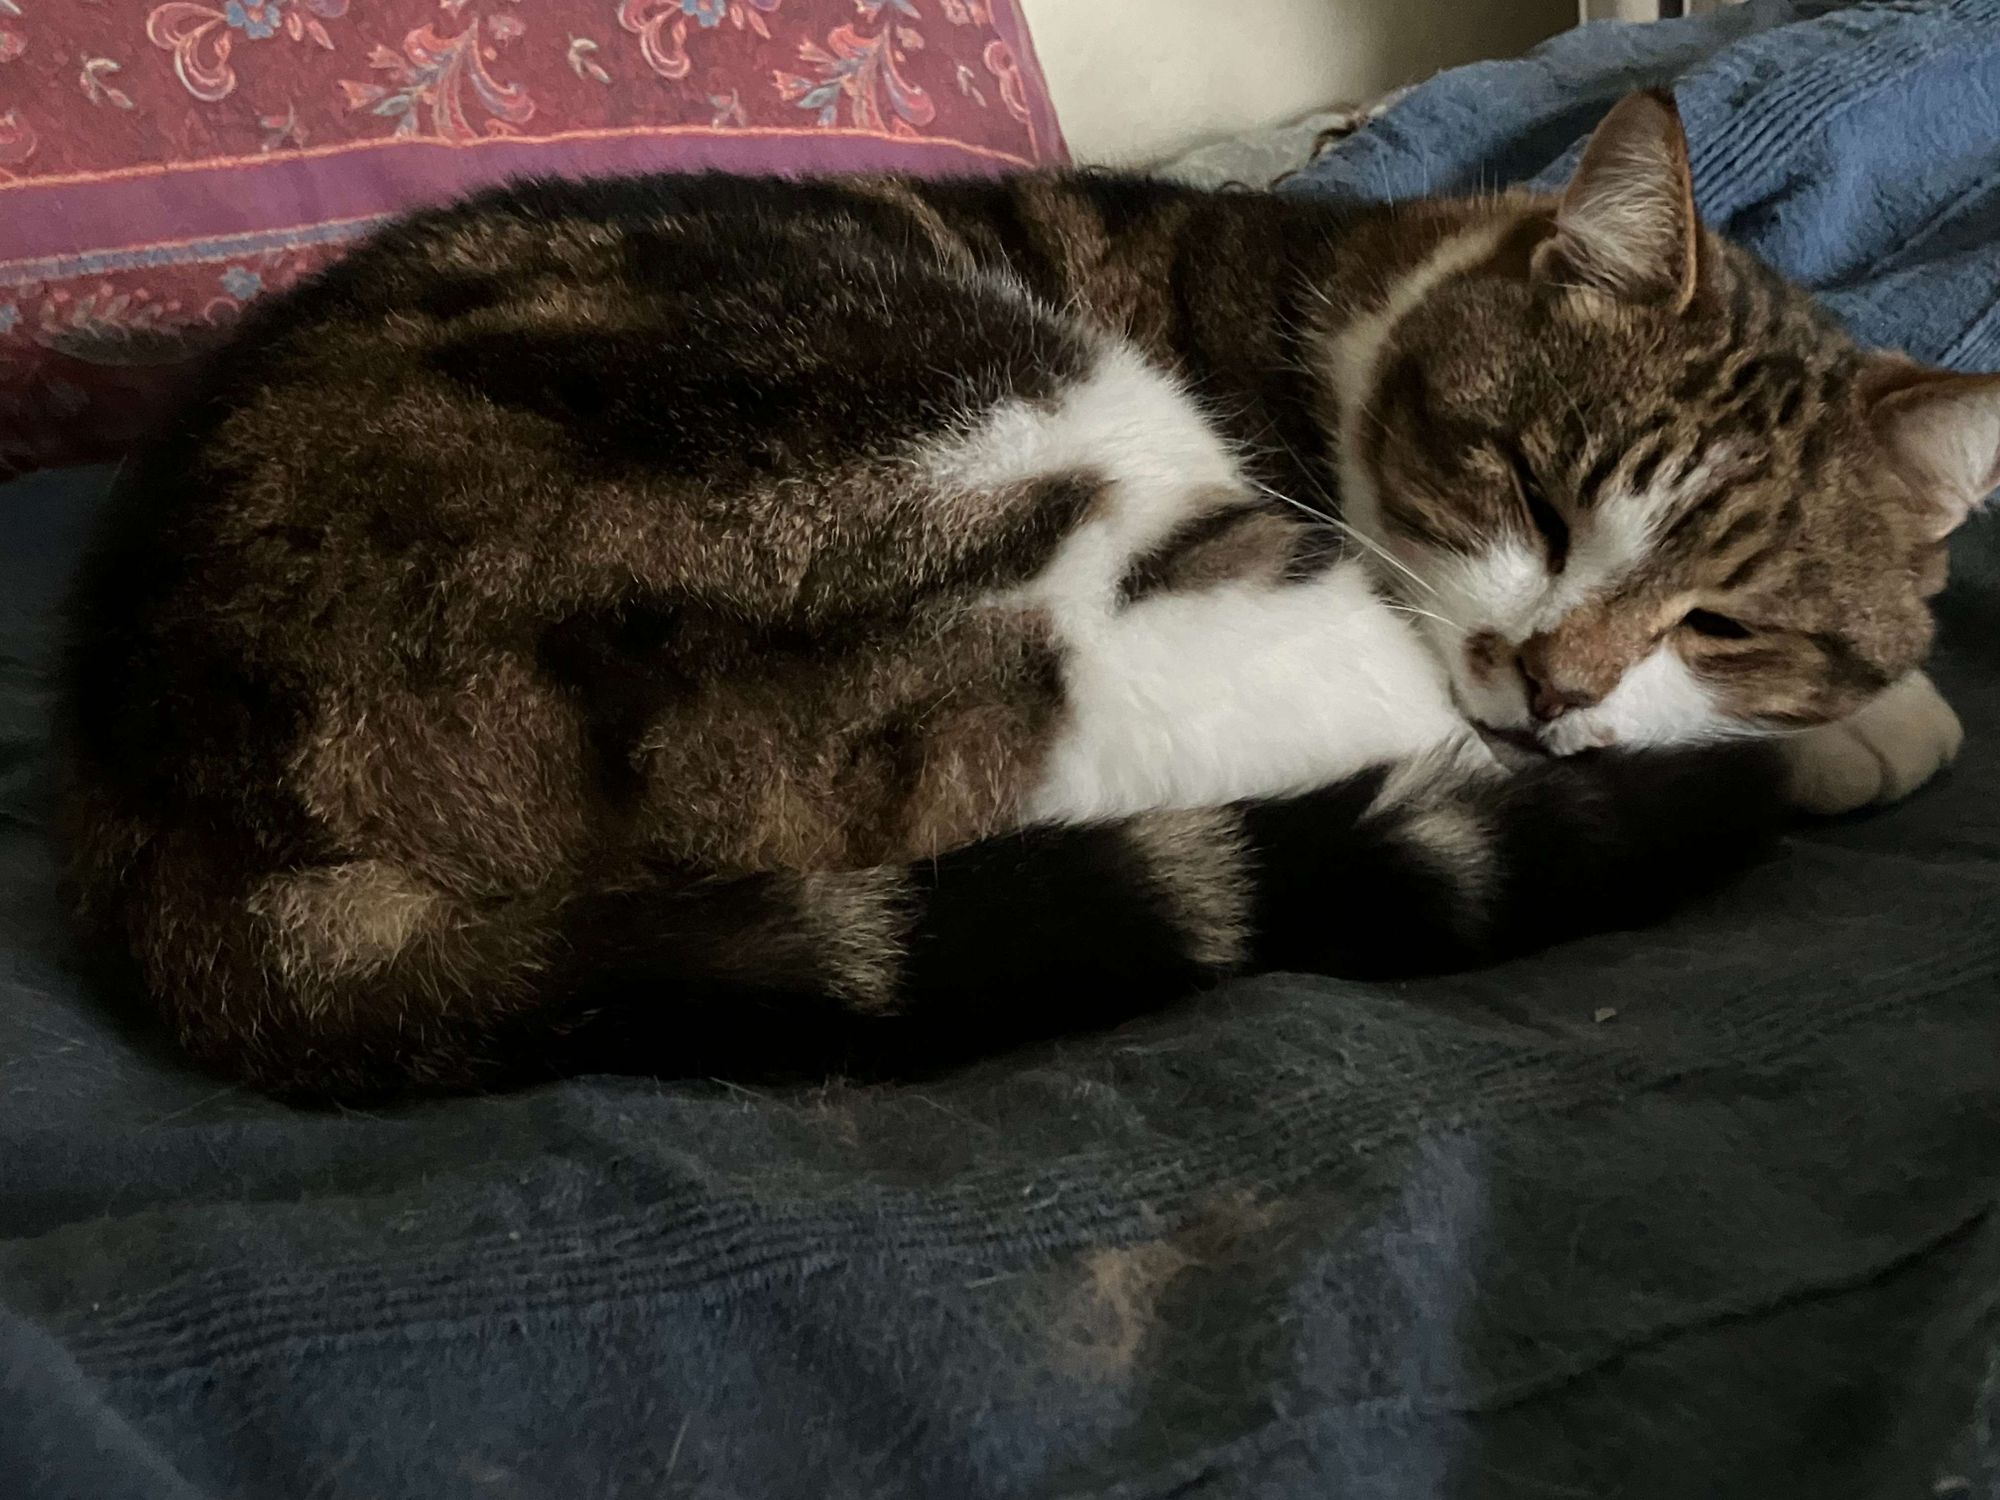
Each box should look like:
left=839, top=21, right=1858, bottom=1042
left=550, top=743, right=1789, bottom=1087
left=1718, top=541, right=1782, bottom=593
left=1660, top=458, right=1774, bottom=550
left=1808, top=630, right=1896, bottom=697
left=1118, top=502, right=1276, bottom=604
left=1574, top=443, right=1628, bottom=513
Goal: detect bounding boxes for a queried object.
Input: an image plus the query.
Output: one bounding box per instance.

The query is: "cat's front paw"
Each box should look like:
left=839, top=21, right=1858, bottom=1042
left=1784, top=670, right=1963, bottom=815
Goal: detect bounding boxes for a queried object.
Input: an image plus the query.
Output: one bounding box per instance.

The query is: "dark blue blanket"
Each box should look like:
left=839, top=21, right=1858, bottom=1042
left=5, top=4, right=1999, bottom=1496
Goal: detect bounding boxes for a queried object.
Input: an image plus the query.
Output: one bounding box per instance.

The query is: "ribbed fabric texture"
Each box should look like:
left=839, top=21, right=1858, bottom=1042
left=4, top=4, right=1999, bottom=1496
left=1296, top=0, right=2000, bottom=366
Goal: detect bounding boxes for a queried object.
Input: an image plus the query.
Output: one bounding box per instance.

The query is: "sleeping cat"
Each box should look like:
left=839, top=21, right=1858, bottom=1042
left=59, top=92, right=1991, bottom=1098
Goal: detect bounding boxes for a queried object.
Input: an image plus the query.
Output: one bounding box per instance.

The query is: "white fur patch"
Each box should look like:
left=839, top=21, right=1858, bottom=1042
left=1024, top=559, right=1466, bottom=822
left=921, top=342, right=1239, bottom=548
left=1431, top=541, right=1546, bottom=645
left=928, top=342, right=1469, bottom=822
left=1540, top=644, right=1729, bottom=755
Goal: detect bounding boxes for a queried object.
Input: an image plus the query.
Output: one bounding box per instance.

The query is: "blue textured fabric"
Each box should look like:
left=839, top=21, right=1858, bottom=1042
left=4, top=4, right=1999, bottom=1496
left=1294, top=0, right=2000, bottom=370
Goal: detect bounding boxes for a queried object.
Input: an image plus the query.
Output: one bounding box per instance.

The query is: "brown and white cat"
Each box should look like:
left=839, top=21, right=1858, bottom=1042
left=59, top=93, right=1991, bottom=1097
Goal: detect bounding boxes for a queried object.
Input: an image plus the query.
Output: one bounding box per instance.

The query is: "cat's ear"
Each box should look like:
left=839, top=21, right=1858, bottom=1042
left=1863, top=358, right=2000, bottom=538
left=1533, top=90, right=1701, bottom=311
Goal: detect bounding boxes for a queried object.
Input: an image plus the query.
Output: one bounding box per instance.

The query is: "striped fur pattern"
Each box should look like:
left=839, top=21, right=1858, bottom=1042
left=1338, top=98, right=1996, bottom=760
left=58, top=94, right=1992, bottom=1097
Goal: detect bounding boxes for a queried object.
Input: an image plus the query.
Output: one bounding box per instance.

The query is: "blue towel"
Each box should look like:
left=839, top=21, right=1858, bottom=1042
left=4, top=4, right=1999, bottom=1497
left=1297, top=0, right=2000, bottom=369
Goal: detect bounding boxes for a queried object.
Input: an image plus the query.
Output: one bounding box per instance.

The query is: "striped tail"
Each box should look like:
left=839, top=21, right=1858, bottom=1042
left=555, top=742, right=1789, bottom=1081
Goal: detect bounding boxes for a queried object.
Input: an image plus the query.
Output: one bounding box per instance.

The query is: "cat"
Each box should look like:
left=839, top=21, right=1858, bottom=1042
left=58, top=92, right=1990, bottom=1099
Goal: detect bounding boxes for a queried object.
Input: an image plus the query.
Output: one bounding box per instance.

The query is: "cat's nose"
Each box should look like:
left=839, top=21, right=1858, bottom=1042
left=1517, top=650, right=1603, bottom=723
left=1526, top=681, right=1601, bottom=723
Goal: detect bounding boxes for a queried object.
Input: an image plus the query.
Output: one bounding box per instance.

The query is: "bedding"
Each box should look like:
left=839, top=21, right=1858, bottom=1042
left=1156, top=94, right=1403, bottom=191
left=3, top=2, right=1998, bottom=1496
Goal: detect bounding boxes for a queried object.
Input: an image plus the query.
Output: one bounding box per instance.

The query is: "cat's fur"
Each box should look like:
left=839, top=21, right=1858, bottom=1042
left=58, top=94, right=1993, bottom=1098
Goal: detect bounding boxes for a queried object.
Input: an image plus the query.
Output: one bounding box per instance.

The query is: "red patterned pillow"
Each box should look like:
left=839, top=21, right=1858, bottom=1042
left=0, top=1, right=1064, bottom=479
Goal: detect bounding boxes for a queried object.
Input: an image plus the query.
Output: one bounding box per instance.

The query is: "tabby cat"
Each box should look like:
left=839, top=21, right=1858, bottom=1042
left=60, top=93, right=1991, bottom=1098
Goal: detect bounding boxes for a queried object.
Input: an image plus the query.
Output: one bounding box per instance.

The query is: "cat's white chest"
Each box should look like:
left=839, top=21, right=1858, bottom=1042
left=1022, top=559, right=1467, bottom=822
left=931, top=343, right=1467, bottom=824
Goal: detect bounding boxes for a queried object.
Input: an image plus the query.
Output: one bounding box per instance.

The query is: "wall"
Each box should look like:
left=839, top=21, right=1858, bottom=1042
left=1019, top=0, right=1577, bottom=164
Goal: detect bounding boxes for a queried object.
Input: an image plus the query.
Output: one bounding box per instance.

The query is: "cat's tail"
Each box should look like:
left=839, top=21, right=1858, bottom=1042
left=115, top=740, right=1787, bottom=1097
left=555, top=740, right=1790, bottom=1080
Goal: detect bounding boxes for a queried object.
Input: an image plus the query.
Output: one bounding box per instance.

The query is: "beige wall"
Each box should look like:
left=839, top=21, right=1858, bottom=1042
left=1020, top=0, right=1577, bottom=164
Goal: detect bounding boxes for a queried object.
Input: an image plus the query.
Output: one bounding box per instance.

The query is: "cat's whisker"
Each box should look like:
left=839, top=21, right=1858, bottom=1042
left=1334, top=525, right=1435, bottom=594
left=1238, top=473, right=1335, bottom=525
left=1379, top=601, right=1466, bottom=634
left=1267, top=296, right=1324, bottom=346
left=1305, top=507, right=1441, bottom=599
left=1299, top=277, right=1339, bottom=316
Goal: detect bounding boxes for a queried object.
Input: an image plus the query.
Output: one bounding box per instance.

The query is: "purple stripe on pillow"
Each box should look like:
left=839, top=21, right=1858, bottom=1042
left=0, top=218, right=393, bottom=289
left=0, top=127, right=1038, bottom=274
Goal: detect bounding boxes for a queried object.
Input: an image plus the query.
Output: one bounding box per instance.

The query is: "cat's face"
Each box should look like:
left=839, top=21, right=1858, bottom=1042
left=1343, top=92, right=1999, bottom=757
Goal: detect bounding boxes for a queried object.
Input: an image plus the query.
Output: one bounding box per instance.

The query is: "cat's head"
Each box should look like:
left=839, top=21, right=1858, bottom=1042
left=1339, top=90, right=2000, bottom=757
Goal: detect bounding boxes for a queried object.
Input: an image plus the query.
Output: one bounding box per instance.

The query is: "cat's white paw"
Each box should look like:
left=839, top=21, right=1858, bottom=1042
left=1784, top=670, right=1963, bottom=815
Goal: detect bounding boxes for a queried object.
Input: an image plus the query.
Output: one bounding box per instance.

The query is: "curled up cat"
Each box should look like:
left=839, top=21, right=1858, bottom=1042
left=58, top=92, right=1992, bottom=1099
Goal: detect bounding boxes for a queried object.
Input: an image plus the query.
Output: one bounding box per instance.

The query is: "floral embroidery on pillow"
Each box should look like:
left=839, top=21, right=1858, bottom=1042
left=147, top=1, right=352, bottom=103
left=340, top=15, right=535, bottom=141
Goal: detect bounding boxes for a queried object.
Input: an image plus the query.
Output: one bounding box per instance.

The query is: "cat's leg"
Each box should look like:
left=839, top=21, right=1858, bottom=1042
left=1782, top=670, right=1963, bottom=814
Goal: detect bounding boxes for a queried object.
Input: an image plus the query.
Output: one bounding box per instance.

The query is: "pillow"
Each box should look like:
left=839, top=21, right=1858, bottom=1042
left=0, top=0, right=1064, bottom=479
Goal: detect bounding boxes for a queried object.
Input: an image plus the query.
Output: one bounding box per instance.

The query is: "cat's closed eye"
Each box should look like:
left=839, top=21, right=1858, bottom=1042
left=1681, top=609, right=1754, bottom=640
left=1503, top=444, right=1569, bottom=570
